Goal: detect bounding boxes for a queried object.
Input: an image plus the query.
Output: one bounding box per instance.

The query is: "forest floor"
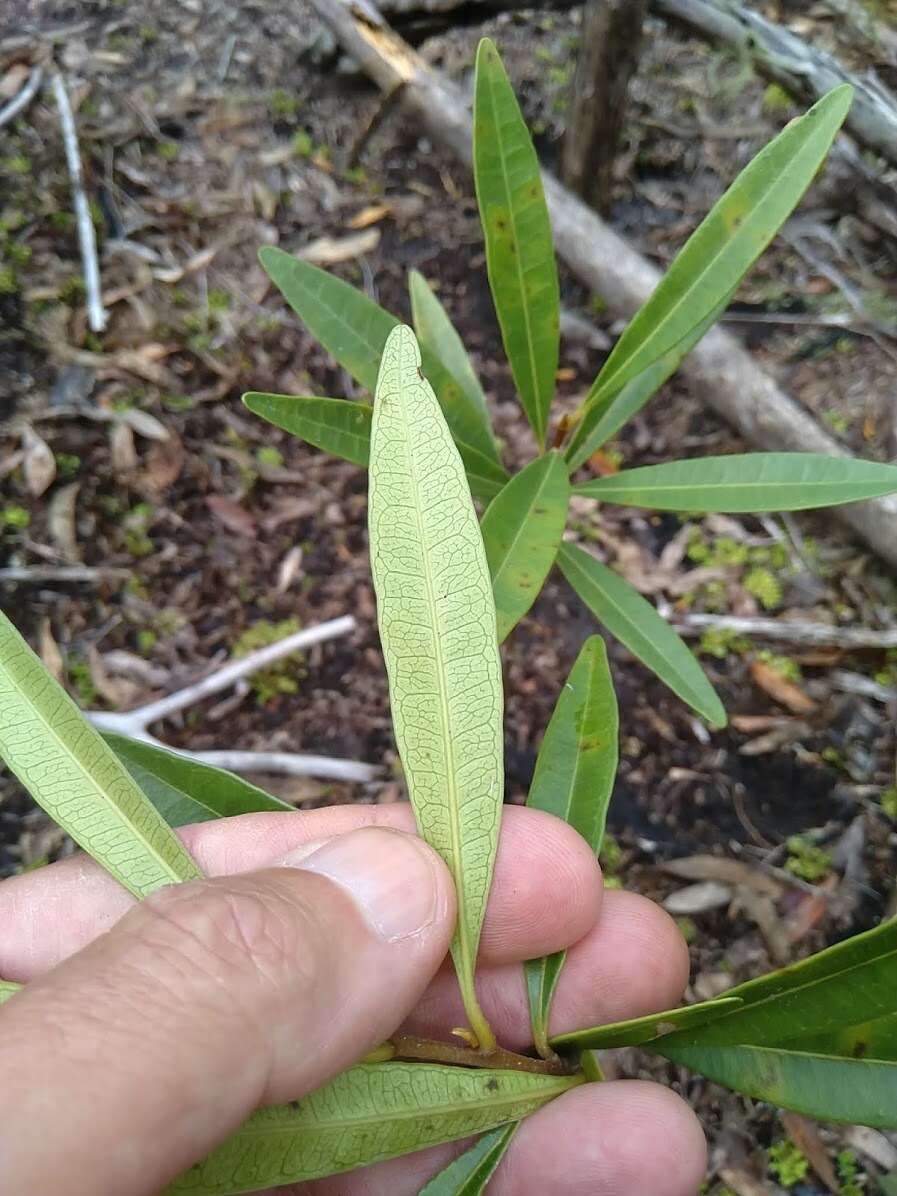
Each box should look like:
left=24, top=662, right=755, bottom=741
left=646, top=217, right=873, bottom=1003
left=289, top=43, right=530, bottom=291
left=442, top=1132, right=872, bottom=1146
left=2, top=1, right=897, bottom=1190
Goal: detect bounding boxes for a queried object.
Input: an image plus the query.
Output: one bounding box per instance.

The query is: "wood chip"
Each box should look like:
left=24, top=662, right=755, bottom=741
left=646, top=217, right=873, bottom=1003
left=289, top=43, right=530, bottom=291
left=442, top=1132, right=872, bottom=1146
left=139, top=433, right=185, bottom=493
left=297, top=228, right=380, bottom=265
left=843, top=1125, right=897, bottom=1171
left=110, top=421, right=138, bottom=475
left=348, top=202, right=392, bottom=229
left=38, top=618, right=64, bottom=683
left=749, top=659, right=817, bottom=714
left=275, top=545, right=304, bottom=595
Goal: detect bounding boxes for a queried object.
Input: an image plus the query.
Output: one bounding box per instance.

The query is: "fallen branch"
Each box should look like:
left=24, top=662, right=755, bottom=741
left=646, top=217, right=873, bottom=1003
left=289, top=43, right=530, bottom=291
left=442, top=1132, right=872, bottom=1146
left=672, top=612, right=897, bottom=650
left=51, top=72, right=106, bottom=333
left=87, top=615, right=380, bottom=782
left=308, top=0, right=897, bottom=571
left=0, top=64, right=43, bottom=130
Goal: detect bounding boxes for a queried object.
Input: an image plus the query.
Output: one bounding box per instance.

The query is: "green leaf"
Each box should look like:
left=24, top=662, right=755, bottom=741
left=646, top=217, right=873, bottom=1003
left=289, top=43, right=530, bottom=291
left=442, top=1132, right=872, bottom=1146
left=418, top=1123, right=518, bottom=1195
left=259, top=247, right=397, bottom=393
left=787, top=1012, right=897, bottom=1061
left=575, top=453, right=897, bottom=512
left=167, top=1065, right=578, bottom=1195
left=104, top=734, right=292, bottom=828
left=0, top=611, right=201, bottom=897
left=409, top=269, right=502, bottom=467
left=565, top=300, right=728, bottom=473
left=581, top=85, right=853, bottom=411
left=243, top=394, right=372, bottom=467
left=551, top=996, right=743, bottom=1051
left=651, top=1042, right=897, bottom=1128
left=0, top=981, right=19, bottom=1004
left=244, top=391, right=508, bottom=503
left=368, top=326, right=505, bottom=1050
left=656, top=916, right=897, bottom=1053
left=557, top=542, right=726, bottom=727
left=481, top=452, right=570, bottom=643
left=473, top=38, right=559, bottom=449
left=524, top=636, right=618, bottom=1056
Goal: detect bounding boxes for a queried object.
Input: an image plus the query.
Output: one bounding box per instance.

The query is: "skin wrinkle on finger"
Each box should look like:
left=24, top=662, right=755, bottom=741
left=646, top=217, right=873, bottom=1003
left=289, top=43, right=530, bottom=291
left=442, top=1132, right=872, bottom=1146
left=0, top=805, right=602, bottom=981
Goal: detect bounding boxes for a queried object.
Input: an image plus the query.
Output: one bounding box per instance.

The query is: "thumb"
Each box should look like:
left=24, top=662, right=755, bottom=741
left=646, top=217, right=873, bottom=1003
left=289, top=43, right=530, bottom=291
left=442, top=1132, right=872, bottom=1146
left=0, top=827, right=455, bottom=1196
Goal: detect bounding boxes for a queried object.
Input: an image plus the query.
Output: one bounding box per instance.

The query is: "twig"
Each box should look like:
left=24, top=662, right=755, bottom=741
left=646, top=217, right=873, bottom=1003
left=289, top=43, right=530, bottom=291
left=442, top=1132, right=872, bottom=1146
left=51, top=72, right=106, bottom=333
left=85, top=615, right=378, bottom=782
left=0, top=65, right=43, bottom=130
left=673, top=612, right=897, bottom=649
left=0, top=566, right=131, bottom=583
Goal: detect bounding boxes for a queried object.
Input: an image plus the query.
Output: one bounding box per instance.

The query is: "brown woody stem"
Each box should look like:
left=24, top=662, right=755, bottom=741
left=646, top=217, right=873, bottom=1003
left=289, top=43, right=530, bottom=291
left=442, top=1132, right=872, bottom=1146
left=388, top=1034, right=578, bottom=1076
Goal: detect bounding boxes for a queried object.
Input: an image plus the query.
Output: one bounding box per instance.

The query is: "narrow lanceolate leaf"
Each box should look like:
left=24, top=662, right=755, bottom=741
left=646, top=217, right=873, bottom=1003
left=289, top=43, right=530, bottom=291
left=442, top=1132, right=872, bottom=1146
left=557, top=543, right=726, bottom=727
left=788, top=1012, right=897, bottom=1061
left=410, top=269, right=502, bottom=466
left=565, top=299, right=729, bottom=473
left=0, top=981, right=20, bottom=1005
left=167, top=1065, right=578, bottom=1195
left=654, top=915, right=897, bottom=1053
left=244, top=392, right=508, bottom=502
left=418, top=1123, right=519, bottom=1195
left=525, top=637, right=618, bottom=1056
left=575, top=453, right=897, bottom=513
left=368, top=326, right=505, bottom=1050
left=580, top=86, right=853, bottom=411
left=473, top=38, right=559, bottom=449
left=481, top=452, right=570, bottom=643
left=259, top=247, right=397, bottom=392
left=0, top=611, right=200, bottom=897
left=243, top=394, right=372, bottom=467
left=651, top=1043, right=897, bottom=1128
left=105, top=734, right=292, bottom=828
left=551, top=996, right=743, bottom=1051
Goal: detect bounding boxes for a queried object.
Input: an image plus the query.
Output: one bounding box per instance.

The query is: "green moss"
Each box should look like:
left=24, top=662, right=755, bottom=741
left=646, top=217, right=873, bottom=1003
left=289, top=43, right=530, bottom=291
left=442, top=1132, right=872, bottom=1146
left=880, top=787, right=897, bottom=820
left=3, top=155, right=31, bottom=176
left=233, top=618, right=307, bottom=705
left=744, top=567, right=782, bottom=609
left=837, top=1148, right=863, bottom=1196
left=207, top=287, right=231, bottom=312
left=785, top=836, right=832, bottom=883
left=136, top=629, right=157, bottom=656
left=823, top=408, right=850, bottom=436
left=156, top=140, right=180, bottom=161
left=698, top=627, right=750, bottom=659
left=256, top=446, right=284, bottom=468
left=161, top=393, right=195, bottom=412
left=55, top=453, right=81, bottom=479
left=0, top=267, right=17, bottom=294
left=676, top=916, right=697, bottom=944
left=768, top=1139, right=809, bottom=1187
left=67, top=656, right=98, bottom=707
left=269, top=88, right=298, bottom=117
left=755, top=650, right=801, bottom=682
left=292, top=129, right=313, bottom=157
left=1, top=505, right=29, bottom=528
left=762, top=83, right=793, bottom=113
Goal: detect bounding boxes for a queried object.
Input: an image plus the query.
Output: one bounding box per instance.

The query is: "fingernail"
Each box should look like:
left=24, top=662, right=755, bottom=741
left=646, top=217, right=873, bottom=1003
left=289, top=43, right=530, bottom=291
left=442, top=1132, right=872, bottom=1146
left=281, top=828, right=441, bottom=943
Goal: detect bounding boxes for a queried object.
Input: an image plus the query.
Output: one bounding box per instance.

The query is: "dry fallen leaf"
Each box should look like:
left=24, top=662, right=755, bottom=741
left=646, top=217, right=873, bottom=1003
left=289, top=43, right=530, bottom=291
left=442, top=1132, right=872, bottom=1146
left=275, top=544, right=304, bottom=595
left=139, top=432, right=185, bottom=494
left=780, top=1112, right=839, bottom=1192
left=206, top=494, right=256, bottom=536
left=87, top=645, right=141, bottom=709
left=297, top=228, right=380, bottom=265
left=22, top=426, right=56, bottom=496
left=662, top=855, right=784, bottom=899
left=38, top=618, right=65, bottom=683
left=749, top=659, right=817, bottom=715
left=663, top=880, right=733, bottom=916
left=47, top=482, right=81, bottom=561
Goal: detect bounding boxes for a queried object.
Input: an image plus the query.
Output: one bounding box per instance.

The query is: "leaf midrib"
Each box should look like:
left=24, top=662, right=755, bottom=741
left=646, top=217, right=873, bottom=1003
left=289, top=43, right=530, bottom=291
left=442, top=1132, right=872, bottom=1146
left=1, top=642, right=193, bottom=893
left=484, top=61, right=545, bottom=447
left=236, top=1076, right=574, bottom=1135
left=400, top=388, right=474, bottom=985
left=591, top=107, right=837, bottom=406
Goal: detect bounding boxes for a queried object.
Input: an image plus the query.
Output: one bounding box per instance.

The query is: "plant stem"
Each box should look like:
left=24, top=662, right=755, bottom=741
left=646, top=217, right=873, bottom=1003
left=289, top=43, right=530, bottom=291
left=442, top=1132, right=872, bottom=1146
left=389, top=1034, right=578, bottom=1077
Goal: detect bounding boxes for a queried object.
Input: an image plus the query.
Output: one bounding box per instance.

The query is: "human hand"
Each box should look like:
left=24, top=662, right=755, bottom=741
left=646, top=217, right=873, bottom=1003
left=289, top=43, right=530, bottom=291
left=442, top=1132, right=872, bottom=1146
left=0, top=805, right=705, bottom=1195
